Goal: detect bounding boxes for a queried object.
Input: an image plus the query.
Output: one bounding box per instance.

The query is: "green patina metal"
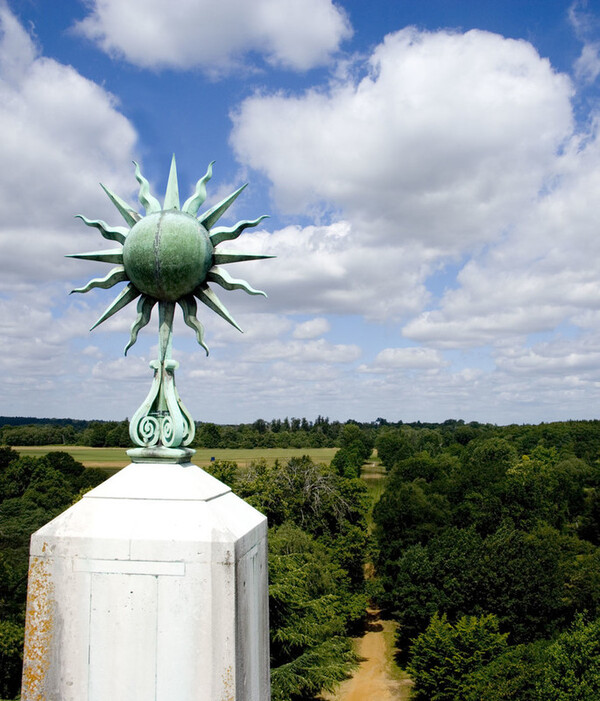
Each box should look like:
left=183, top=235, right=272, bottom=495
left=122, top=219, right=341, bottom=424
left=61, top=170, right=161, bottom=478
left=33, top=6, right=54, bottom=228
left=123, top=211, right=214, bottom=302
left=68, top=156, right=272, bottom=456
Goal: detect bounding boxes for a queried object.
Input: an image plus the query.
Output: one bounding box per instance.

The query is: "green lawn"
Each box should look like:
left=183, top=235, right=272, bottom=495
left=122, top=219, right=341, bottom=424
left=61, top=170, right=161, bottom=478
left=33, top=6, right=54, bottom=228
left=13, top=445, right=338, bottom=469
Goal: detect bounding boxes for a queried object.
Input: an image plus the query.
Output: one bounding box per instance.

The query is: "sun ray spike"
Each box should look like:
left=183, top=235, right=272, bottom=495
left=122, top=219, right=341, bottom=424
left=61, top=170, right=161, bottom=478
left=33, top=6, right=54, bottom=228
left=133, top=161, right=161, bottom=214
left=124, top=295, right=156, bottom=355
left=100, top=184, right=141, bottom=228
left=65, top=249, right=124, bottom=264
left=75, top=215, right=128, bottom=244
left=199, top=183, right=247, bottom=231
left=70, top=266, right=128, bottom=294
left=194, top=284, right=243, bottom=332
left=212, top=251, right=275, bottom=265
left=163, top=154, right=180, bottom=210
left=207, top=266, right=266, bottom=296
left=209, top=215, right=269, bottom=246
left=178, top=295, right=209, bottom=355
left=182, top=161, right=214, bottom=216
left=90, top=283, right=140, bottom=331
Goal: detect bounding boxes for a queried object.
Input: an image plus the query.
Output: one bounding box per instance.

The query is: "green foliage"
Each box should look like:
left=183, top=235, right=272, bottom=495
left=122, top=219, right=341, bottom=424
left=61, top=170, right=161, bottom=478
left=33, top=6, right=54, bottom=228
left=408, top=612, right=508, bottom=701
left=481, top=523, right=567, bottom=642
left=196, top=422, right=223, bottom=448
left=202, top=459, right=238, bottom=487
left=0, top=447, right=19, bottom=471
left=538, top=615, right=600, bottom=700
left=579, top=487, right=600, bottom=544
left=0, top=619, right=23, bottom=699
left=218, top=456, right=369, bottom=699
left=381, top=527, right=487, bottom=654
left=375, top=427, right=416, bottom=468
left=236, top=456, right=369, bottom=541
left=271, top=635, right=356, bottom=701
left=330, top=445, right=363, bottom=478
left=463, top=640, right=549, bottom=701
left=374, top=478, right=451, bottom=558
left=0, top=446, right=110, bottom=701
left=268, top=523, right=362, bottom=700
left=462, top=437, right=517, bottom=490
left=330, top=424, right=374, bottom=478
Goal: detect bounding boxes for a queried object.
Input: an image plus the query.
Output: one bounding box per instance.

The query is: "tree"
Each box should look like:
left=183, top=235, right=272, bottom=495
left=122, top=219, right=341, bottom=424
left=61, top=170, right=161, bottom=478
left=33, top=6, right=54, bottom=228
left=0, top=447, right=18, bottom=471
left=269, top=523, right=360, bottom=701
left=481, top=523, right=566, bottom=643
left=330, top=444, right=364, bottom=478
left=203, top=459, right=237, bottom=487
left=462, top=437, right=517, bottom=490
left=378, top=527, right=487, bottom=654
left=408, top=613, right=508, bottom=701
left=375, top=428, right=415, bottom=468
left=374, top=478, right=451, bottom=558
left=338, top=424, right=374, bottom=461
left=463, top=640, right=549, bottom=701
left=0, top=618, right=23, bottom=700
left=538, top=615, right=600, bottom=700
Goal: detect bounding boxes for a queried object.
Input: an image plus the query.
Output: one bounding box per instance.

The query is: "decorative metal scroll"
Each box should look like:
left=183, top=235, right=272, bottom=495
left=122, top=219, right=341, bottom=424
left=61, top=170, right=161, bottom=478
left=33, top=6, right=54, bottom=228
left=129, top=301, right=195, bottom=448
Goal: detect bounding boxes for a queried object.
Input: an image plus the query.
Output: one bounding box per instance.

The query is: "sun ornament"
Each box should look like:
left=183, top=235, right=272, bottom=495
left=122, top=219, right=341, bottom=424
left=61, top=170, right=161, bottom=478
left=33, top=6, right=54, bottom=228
left=69, top=156, right=272, bottom=458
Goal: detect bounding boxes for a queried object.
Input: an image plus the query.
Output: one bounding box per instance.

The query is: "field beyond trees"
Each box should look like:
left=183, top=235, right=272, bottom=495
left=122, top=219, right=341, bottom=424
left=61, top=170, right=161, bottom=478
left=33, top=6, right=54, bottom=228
left=12, top=445, right=339, bottom=469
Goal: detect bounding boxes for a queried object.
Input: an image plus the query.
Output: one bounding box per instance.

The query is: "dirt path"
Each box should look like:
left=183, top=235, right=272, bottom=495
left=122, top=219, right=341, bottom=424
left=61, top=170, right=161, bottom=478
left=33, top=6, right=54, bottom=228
left=322, top=612, right=413, bottom=701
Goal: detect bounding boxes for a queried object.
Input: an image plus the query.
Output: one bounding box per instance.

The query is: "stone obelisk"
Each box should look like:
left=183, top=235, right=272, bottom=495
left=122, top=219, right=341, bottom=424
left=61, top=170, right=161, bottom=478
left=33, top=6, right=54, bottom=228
left=21, top=157, right=273, bottom=700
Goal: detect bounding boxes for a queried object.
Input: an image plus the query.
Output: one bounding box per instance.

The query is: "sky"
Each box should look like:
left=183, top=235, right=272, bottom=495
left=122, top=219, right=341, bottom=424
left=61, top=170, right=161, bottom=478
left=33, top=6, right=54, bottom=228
left=2, top=0, right=600, bottom=426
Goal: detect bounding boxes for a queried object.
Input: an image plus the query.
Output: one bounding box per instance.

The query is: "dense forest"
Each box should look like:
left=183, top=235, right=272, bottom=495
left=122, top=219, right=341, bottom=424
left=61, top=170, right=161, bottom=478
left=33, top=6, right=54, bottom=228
left=2, top=417, right=600, bottom=699
left=372, top=420, right=600, bottom=699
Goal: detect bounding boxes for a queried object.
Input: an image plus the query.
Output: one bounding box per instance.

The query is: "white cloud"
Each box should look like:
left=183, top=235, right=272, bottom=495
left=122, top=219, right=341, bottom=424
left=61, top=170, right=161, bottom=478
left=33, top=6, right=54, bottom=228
left=222, top=222, right=433, bottom=321
left=403, top=121, right=600, bottom=348
left=0, top=9, right=141, bottom=419
left=0, top=7, right=138, bottom=289
left=574, top=42, right=600, bottom=83
left=570, top=1, right=600, bottom=84
left=361, top=346, right=447, bottom=372
left=74, top=0, right=352, bottom=73
left=232, top=28, right=573, bottom=253
left=293, top=317, right=330, bottom=339
left=250, top=337, right=361, bottom=363
left=494, top=334, right=600, bottom=377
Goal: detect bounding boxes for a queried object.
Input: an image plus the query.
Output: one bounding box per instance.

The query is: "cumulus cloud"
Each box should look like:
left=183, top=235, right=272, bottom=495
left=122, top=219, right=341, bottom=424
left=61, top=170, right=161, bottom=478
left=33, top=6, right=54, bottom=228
left=0, top=8, right=140, bottom=418
left=293, top=317, right=331, bottom=339
left=74, top=0, right=352, bottom=73
left=221, top=222, right=433, bottom=321
left=494, top=334, right=600, bottom=377
left=228, top=28, right=578, bottom=330
left=570, top=1, right=600, bottom=84
left=403, top=122, right=600, bottom=348
left=360, top=346, right=448, bottom=372
left=0, top=7, right=137, bottom=289
left=249, top=337, right=361, bottom=363
left=232, top=28, right=573, bottom=253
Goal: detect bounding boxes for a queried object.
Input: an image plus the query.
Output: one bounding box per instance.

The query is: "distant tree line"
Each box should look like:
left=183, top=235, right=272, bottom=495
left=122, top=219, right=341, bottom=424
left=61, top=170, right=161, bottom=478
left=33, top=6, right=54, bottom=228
left=7, top=413, right=600, bottom=455
left=372, top=420, right=600, bottom=699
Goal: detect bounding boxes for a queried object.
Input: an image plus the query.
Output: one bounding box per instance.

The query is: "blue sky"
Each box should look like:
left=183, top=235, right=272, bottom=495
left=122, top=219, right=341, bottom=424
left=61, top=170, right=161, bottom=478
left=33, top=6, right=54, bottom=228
left=2, top=0, right=600, bottom=425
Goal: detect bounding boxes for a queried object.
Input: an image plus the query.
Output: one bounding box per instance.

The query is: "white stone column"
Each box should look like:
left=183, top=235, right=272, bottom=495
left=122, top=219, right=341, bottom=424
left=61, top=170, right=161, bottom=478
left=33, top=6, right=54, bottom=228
left=21, top=460, right=270, bottom=701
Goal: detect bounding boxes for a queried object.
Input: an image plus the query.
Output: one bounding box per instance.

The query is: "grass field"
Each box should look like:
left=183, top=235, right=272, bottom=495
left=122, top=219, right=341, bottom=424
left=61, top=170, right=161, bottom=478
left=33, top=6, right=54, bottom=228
left=13, top=445, right=339, bottom=469
left=361, top=460, right=386, bottom=530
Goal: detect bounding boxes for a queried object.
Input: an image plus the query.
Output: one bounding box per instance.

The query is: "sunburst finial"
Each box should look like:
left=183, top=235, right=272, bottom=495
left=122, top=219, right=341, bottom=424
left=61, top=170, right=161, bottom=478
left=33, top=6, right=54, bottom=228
left=69, top=158, right=273, bottom=456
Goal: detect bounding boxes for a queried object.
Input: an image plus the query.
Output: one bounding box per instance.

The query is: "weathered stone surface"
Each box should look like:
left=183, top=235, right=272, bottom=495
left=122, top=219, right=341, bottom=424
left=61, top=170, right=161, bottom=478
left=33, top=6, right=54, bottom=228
left=21, top=462, right=270, bottom=701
